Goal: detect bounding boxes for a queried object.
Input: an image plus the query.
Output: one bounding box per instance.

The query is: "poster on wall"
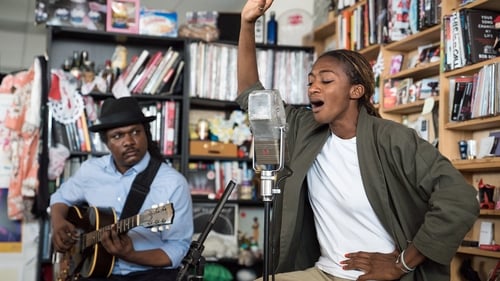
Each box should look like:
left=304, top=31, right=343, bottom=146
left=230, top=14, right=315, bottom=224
left=0, top=189, right=22, bottom=253
left=238, top=206, right=264, bottom=250
left=192, top=202, right=238, bottom=259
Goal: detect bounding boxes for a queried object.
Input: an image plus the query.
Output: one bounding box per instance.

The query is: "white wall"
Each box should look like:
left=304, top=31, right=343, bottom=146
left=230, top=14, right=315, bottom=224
left=0, top=0, right=46, bottom=73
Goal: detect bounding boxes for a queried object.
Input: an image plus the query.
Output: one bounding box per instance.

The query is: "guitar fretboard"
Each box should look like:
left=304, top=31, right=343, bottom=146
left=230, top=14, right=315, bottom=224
left=81, top=215, right=138, bottom=249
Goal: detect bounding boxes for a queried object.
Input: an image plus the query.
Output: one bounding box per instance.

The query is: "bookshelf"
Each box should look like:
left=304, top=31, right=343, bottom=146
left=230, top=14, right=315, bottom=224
left=310, top=0, right=500, bottom=280
left=39, top=26, right=314, bottom=278
left=440, top=1, right=500, bottom=280
left=39, top=26, right=191, bottom=280
left=185, top=40, right=314, bottom=203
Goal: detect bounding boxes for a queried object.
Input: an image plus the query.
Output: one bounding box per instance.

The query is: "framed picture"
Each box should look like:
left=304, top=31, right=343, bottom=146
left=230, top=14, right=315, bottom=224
left=238, top=206, right=265, bottom=251
left=187, top=164, right=216, bottom=197
left=416, top=43, right=440, bottom=66
left=417, top=77, right=439, bottom=99
left=396, top=78, right=413, bottom=105
left=106, top=0, right=140, bottom=34
left=389, top=54, right=404, bottom=75
left=192, top=202, right=239, bottom=259
left=0, top=189, right=22, bottom=253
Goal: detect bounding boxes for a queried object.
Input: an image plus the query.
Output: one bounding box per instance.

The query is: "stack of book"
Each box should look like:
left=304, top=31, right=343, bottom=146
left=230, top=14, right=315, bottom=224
left=443, top=9, right=499, bottom=71
left=116, top=47, right=184, bottom=95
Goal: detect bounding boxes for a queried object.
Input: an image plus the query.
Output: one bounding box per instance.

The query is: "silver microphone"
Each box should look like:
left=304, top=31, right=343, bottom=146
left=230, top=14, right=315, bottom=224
left=248, top=89, right=286, bottom=201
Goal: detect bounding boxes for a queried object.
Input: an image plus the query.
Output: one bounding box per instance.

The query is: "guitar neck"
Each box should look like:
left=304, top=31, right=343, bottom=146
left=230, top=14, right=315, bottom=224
left=82, top=215, right=138, bottom=250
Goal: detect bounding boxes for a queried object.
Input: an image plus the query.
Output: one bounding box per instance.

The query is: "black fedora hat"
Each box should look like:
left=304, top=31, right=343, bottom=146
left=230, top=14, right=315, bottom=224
left=88, top=97, right=156, bottom=132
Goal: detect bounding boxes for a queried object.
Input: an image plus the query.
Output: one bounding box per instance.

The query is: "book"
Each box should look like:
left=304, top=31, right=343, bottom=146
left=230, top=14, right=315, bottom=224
left=456, top=80, right=474, bottom=121
left=128, top=60, right=149, bottom=92
left=443, top=15, right=453, bottom=71
left=450, top=76, right=474, bottom=121
left=465, top=9, right=500, bottom=64
left=79, top=109, right=92, bottom=152
left=162, top=100, right=176, bottom=155
left=132, top=51, right=163, bottom=94
left=157, top=58, right=183, bottom=94
left=52, top=119, right=71, bottom=150
left=150, top=50, right=180, bottom=94
left=172, top=101, right=181, bottom=154
left=143, top=47, right=174, bottom=94
left=168, top=60, right=185, bottom=94
left=124, top=50, right=150, bottom=87
left=451, top=11, right=466, bottom=69
left=119, top=54, right=138, bottom=84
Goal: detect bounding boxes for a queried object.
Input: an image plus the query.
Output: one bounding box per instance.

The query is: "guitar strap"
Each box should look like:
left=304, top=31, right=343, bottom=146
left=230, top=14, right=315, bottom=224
left=120, top=158, right=162, bottom=219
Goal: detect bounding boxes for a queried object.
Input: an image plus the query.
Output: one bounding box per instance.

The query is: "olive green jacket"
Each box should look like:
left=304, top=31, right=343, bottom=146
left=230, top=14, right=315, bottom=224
left=236, top=82, right=479, bottom=281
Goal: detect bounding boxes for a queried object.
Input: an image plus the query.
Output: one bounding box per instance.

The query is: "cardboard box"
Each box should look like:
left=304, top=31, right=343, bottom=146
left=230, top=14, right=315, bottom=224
left=139, top=9, right=178, bottom=37
left=190, top=140, right=237, bottom=157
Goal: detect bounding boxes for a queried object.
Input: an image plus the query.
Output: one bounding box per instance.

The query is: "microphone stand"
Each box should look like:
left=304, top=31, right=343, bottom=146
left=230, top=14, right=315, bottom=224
left=176, top=180, right=238, bottom=281
left=254, top=127, right=285, bottom=281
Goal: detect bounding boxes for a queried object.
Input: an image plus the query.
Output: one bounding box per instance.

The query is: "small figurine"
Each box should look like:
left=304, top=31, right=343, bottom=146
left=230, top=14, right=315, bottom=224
left=80, top=63, right=106, bottom=95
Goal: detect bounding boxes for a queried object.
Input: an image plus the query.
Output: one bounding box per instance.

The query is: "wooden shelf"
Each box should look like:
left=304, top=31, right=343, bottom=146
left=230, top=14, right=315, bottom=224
left=310, top=1, right=500, bottom=279
left=457, top=246, right=500, bottom=258
left=443, top=56, right=500, bottom=78
left=480, top=209, right=500, bottom=216
left=384, top=25, right=441, bottom=52
left=461, top=0, right=500, bottom=11
left=387, top=61, right=440, bottom=81
left=312, top=20, right=336, bottom=41
left=383, top=96, right=438, bottom=115
left=452, top=157, right=500, bottom=173
left=359, top=44, right=381, bottom=60
left=444, top=115, right=500, bottom=131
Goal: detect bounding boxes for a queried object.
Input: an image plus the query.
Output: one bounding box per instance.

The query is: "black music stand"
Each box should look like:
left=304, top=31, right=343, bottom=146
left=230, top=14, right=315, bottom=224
left=176, top=180, right=238, bottom=281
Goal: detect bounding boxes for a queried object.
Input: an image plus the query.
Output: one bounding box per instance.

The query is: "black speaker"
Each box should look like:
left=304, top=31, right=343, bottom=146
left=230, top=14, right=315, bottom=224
left=217, top=12, right=241, bottom=42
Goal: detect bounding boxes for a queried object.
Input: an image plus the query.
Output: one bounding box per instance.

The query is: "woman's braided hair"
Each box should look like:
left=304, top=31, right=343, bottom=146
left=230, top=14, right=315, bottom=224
left=318, top=49, right=380, bottom=117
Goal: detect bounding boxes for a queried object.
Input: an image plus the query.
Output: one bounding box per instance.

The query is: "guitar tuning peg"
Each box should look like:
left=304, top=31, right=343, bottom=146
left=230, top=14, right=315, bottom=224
left=157, top=226, right=164, bottom=232
left=151, top=227, right=158, bottom=232
left=152, top=204, right=158, bottom=208
left=158, top=202, right=164, bottom=207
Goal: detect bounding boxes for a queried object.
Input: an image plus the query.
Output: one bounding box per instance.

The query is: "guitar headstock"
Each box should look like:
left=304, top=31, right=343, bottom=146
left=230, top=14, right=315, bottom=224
left=139, top=203, right=174, bottom=232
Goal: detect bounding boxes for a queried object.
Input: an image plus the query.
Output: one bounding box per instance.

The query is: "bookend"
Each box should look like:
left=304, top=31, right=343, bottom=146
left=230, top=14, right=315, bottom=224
left=176, top=180, right=238, bottom=281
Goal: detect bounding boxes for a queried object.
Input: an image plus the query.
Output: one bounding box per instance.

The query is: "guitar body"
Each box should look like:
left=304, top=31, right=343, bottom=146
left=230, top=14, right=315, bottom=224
left=61, top=205, right=116, bottom=280
left=54, top=203, right=174, bottom=281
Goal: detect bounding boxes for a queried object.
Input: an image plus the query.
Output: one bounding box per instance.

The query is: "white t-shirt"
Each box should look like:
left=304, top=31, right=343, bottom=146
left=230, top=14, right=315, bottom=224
left=307, top=133, right=395, bottom=280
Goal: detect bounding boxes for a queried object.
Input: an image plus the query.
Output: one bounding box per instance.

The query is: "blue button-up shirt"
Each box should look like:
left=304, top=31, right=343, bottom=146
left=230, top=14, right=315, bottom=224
left=50, top=152, right=193, bottom=275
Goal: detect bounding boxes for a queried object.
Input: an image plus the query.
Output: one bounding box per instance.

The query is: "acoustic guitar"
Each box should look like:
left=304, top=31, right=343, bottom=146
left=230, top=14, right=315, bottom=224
left=53, top=203, right=174, bottom=281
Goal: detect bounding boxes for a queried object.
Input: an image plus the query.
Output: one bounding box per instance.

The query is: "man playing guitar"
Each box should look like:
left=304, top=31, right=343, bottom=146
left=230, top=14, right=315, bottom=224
left=50, top=97, right=193, bottom=281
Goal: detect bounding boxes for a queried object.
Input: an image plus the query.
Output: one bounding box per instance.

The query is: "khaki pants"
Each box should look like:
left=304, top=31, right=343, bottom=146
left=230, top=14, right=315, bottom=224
left=255, top=266, right=354, bottom=281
